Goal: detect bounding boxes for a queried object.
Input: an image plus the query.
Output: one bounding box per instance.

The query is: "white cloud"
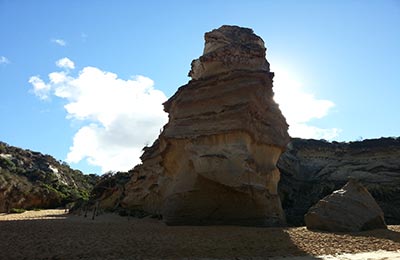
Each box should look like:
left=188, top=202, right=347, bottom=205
left=29, top=58, right=168, bottom=172
left=288, top=123, right=341, bottom=140
left=51, top=38, right=66, bottom=46
left=273, top=66, right=340, bottom=140
left=56, top=57, right=75, bottom=69
left=0, top=56, right=10, bottom=64
left=29, top=76, right=51, bottom=100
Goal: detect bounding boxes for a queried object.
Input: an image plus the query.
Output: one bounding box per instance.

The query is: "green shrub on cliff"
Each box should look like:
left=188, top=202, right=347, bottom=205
left=0, top=141, right=99, bottom=212
left=9, top=208, right=26, bottom=214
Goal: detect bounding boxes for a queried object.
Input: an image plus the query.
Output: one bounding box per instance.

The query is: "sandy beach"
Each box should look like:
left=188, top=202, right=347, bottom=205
left=0, top=210, right=399, bottom=260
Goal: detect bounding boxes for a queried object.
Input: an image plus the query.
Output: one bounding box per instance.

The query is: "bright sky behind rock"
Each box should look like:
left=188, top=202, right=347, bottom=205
left=1, top=1, right=399, bottom=174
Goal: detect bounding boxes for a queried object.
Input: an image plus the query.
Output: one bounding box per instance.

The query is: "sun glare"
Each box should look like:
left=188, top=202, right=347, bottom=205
left=272, top=65, right=339, bottom=140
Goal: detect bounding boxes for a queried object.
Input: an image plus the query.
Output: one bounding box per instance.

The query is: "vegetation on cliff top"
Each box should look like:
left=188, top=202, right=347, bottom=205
left=0, top=141, right=99, bottom=212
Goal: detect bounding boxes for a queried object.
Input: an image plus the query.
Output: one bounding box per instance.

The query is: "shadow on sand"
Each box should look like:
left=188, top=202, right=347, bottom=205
left=0, top=211, right=322, bottom=260
left=352, top=226, right=400, bottom=243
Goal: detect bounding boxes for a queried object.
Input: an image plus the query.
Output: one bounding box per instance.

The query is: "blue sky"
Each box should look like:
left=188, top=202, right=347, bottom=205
left=1, top=0, right=399, bottom=174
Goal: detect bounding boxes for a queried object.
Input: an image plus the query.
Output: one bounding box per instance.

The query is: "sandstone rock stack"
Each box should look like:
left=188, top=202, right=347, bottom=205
left=305, top=179, right=387, bottom=232
left=122, top=25, right=290, bottom=226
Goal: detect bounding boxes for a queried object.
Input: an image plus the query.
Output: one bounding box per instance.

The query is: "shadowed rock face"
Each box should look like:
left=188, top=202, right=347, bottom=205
left=122, top=25, right=290, bottom=226
left=305, top=179, right=387, bottom=232
left=278, top=137, right=400, bottom=226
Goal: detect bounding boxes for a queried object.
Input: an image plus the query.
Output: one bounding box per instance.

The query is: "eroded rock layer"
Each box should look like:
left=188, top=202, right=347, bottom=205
left=122, top=25, right=290, bottom=226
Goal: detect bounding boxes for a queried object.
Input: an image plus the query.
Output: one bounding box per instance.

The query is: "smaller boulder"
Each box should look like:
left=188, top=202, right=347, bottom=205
left=305, top=179, right=387, bottom=232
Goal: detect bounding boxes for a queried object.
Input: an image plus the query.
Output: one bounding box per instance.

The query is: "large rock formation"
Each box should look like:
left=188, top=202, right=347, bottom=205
left=121, top=25, right=290, bottom=226
left=305, top=179, right=387, bottom=232
left=278, top=137, right=400, bottom=226
left=91, top=137, right=400, bottom=226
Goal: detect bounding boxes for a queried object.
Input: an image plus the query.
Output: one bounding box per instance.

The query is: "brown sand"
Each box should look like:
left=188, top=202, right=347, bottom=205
left=0, top=210, right=399, bottom=260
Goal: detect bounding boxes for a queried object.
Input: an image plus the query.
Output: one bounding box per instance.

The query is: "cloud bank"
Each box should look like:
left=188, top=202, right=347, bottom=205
left=29, top=58, right=168, bottom=172
left=273, top=67, right=340, bottom=140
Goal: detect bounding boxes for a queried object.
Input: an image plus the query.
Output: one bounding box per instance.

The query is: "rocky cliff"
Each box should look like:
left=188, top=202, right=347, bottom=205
left=91, top=136, right=400, bottom=226
left=119, top=25, right=290, bottom=226
left=0, top=141, right=98, bottom=212
left=278, top=137, right=400, bottom=226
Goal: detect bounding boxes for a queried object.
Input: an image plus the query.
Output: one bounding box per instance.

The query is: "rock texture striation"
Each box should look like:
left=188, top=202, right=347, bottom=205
left=305, top=179, right=387, bottom=232
left=121, top=25, right=290, bottom=226
left=278, top=137, right=400, bottom=226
